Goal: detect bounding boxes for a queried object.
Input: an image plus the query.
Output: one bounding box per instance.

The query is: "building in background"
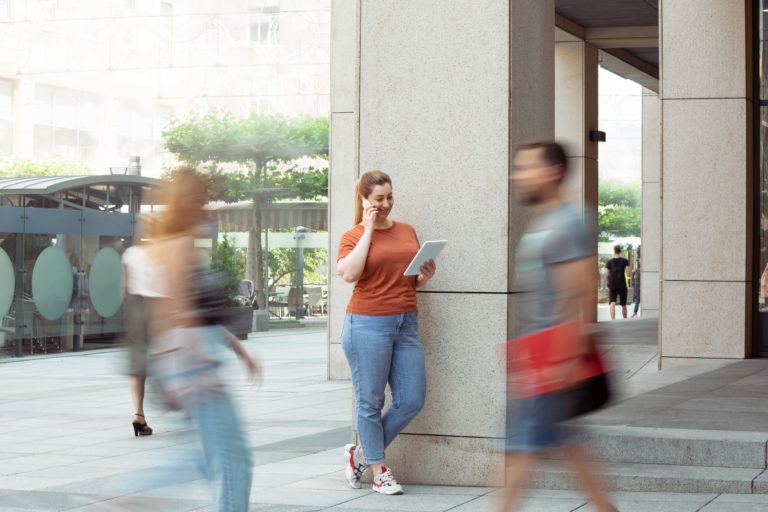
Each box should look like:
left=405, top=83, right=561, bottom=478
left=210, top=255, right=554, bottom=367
left=0, top=0, right=330, bottom=176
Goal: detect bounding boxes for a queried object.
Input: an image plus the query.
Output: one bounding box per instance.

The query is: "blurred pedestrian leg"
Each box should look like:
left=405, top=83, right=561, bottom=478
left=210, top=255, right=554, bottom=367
left=186, top=391, right=252, bottom=512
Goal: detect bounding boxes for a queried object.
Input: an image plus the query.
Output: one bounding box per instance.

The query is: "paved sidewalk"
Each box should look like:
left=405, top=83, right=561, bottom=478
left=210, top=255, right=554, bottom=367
left=0, top=326, right=767, bottom=511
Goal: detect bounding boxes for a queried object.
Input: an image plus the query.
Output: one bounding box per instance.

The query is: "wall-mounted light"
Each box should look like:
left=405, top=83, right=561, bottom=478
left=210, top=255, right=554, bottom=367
left=589, top=130, right=607, bottom=142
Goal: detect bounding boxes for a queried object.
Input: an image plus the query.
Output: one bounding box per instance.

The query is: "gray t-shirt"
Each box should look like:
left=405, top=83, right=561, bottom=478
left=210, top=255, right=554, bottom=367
left=513, top=202, right=594, bottom=336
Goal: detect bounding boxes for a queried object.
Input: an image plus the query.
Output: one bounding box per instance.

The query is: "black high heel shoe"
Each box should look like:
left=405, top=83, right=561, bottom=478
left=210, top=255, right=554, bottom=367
left=132, top=413, right=153, bottom=437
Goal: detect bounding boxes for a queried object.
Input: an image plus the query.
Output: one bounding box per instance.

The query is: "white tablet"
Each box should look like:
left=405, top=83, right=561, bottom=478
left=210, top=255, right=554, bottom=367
left=404, top=240, right=447, bottom=276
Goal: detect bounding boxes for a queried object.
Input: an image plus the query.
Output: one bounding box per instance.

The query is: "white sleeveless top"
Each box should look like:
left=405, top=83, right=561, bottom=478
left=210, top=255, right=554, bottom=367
left=122, top=245, right=169, bottom=298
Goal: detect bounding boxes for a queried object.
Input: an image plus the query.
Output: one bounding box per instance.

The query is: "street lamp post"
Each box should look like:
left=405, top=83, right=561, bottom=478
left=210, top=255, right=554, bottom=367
left=293, top=226, right=309, bottom=319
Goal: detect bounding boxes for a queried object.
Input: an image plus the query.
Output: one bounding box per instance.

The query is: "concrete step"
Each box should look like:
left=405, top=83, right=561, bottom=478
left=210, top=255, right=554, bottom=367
left=532, top=460, right=768, bottom=494
left=562, top=426, right=768, bottom=469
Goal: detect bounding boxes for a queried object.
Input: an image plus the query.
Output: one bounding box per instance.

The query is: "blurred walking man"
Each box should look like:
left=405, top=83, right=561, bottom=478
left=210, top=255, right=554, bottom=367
left=502, top=141, right=616, bottom=512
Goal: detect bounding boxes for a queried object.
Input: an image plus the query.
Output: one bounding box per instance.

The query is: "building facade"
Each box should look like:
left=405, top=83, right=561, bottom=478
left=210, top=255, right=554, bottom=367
left=0, top=0, right=330, bottom=176
left=328, top=0, right=758, bottom=486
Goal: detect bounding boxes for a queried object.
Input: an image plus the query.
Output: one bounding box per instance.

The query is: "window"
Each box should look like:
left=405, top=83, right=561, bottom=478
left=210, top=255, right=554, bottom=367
left=0, top=0, right=12, bottom=21
left=25, top=0, right=55, bottom=20
left=33, top=85, right=101, bottom=161
left=249, top=96, right=275, bottom=115
left=0, top=79, right=12, bottom=154
left=249, top=6, right=280, bottom=46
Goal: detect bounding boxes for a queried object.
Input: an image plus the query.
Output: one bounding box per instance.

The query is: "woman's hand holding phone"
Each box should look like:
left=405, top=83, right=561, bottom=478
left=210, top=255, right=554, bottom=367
left=361, top=199, right=377, bottom=232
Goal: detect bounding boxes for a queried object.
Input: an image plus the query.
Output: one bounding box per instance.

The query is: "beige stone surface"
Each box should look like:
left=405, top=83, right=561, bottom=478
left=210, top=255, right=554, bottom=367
left=509, top=0, right=555, bottom=143
left=555, top=41, right=598, bottom=161
left=642, top=90, right=660, bottom=183
left=330, top=0, right=358, bottom=114
left=358, top=0, right=513, bottom=293
left=661, top=0, right=749, bottom=100
left=328, top=112, right=357, bottom=365
left=642, top=182, right=661, bottom=273
left=562, top=157, right=598, bottom=212
left=328, top=274, right=353, bottom=348
left=641, top=270, right=660, bottom=312
left=660, top=356, right=737, bottom=370
left=661, top=281, right=750, bottom=359
left=329, top=113, right=357, bottom=265
left=661, top=99, right=749, bottom=282
left=328, top=341, right=350, bottom=380
left=384, top=433, right=505, bottom=487
left=399, top=293, right=507, bottom=439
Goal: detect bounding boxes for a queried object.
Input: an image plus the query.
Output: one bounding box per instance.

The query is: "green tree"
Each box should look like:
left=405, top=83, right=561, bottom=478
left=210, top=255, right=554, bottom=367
left=162, top=112, right=329, bottom=300
left=0, top=156, right=95, bottom=177
left=266, top=247, right=328, bottom=291
left=598, top=181, right=641, bottom=241
left=211, top=233, right=247, bottom=304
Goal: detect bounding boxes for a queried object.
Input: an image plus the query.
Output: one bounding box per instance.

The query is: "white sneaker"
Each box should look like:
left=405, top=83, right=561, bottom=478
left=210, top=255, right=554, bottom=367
left=372, top=466, right=403, bottom=495
left=343, top=443, right=367, bottom=489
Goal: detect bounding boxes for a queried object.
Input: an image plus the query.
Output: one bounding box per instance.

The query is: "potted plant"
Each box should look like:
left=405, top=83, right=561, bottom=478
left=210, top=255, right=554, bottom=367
left=212, top=233, right=253, bottom=339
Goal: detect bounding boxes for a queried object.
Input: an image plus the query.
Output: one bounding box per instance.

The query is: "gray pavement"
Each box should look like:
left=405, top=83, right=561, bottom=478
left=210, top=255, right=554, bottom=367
left=1, top=325, right=768, bottom=511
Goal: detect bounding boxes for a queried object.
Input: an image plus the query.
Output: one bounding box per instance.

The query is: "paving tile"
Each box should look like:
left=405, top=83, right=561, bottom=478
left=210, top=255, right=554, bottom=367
left=0, top=490, right=102, bottom=511
left=331, top=492, right=479, bottom=511
left=701, top=493, right=768, bottom=511
left=249, top=486, right=357, bottom=507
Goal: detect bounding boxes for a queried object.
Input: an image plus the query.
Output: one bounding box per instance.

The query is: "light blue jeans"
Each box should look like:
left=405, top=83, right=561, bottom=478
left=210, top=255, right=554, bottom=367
left=341, top=312, right=427, bottom=465
left=184, top=390, right=252, bottom=512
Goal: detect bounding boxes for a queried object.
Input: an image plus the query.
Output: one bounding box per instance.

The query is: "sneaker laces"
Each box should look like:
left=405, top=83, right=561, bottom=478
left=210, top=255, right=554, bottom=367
left=351, top=448, right=366, bottom=479
left=377, top=467, right=397, bottom=486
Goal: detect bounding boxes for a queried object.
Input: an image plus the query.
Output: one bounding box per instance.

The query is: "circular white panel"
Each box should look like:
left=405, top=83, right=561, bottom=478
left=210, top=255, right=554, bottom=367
left=32, top=247, right=73, bottom=321
left=89, top=247, right=124, bottom=318
left=0, top=248, right=14, bottom=318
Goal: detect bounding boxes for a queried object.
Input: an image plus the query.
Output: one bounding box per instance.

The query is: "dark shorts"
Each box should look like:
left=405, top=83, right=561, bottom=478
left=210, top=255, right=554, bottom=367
left=505, top=392, right=583, bottom=453
left=609, top=287, right=628, bottom=306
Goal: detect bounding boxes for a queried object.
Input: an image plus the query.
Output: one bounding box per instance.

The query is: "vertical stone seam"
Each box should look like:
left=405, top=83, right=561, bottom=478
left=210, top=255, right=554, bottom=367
left=355, top=0, right=362, bottom=181
left=658, top=0, right=665, bottom=366
left=746, top=0, right=757, bottom=357
left=506, top=4, right=513, bottom=472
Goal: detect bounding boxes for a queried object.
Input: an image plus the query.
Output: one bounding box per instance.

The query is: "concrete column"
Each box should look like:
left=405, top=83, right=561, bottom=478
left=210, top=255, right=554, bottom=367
left=328, top=0, right=554, bottom=486
left=659, top=0, right=753, bottom=366
left=641, top=88, right=661, bottom=319
left=13, top=79, right=34, bottom=157
left=328, top=0, right=359, bottom=380
left=555, top=41, right=599, bottom=323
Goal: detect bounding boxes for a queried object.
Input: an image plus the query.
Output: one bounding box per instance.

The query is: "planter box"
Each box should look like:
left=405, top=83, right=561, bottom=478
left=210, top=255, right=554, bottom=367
left=223, top=306, right=254, bottom=340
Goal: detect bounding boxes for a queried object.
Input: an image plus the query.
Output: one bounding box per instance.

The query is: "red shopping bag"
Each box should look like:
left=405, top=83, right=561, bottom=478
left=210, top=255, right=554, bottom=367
left=506, top=322, right=608, bottom=398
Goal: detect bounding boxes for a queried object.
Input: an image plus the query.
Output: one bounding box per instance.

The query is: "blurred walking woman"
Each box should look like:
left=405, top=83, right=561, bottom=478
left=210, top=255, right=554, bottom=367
left=138, top=168, right=260, bottom=512
left=337, top=170, right=437, bottom=495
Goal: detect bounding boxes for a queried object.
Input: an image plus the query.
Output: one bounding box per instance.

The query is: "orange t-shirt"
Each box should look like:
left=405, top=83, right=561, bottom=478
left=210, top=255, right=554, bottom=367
left=337, top=221, right=420, bottom=316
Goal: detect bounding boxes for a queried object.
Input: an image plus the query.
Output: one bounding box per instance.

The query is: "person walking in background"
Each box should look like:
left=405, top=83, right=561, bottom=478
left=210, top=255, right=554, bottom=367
left=137, top=168, right=261, bottom=512
left=336, top=170, right=437, bottom=495
left=502, top=141, right=616, bottom=512
left=606, top=245, right=630, bottom=320
left=122, top=217, right=157, bottom=437
left=631, top=265, right=641, bottom=318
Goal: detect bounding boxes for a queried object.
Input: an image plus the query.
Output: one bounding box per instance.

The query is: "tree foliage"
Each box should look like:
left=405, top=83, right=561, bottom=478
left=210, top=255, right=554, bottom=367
left=266, top=248, right=328, bottom=291
left=162, top=112, right=329, bottom=202
left=0, top=157, right=95, bottom=177
left=211, top=233, right=247, bottom=305
left=162, top=112, right=330, bottom=298
left=598, top=181, right=641, bottom=241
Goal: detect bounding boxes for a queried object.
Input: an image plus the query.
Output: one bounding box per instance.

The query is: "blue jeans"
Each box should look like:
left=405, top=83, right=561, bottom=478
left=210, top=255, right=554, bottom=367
left=184, top=391, right=253, bottom=512
left=341, top=312, right=426, bottom=465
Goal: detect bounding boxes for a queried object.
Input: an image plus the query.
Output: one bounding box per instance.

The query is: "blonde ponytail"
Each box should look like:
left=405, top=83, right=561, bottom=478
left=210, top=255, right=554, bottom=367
left=353, top=180, right=364, bottom=225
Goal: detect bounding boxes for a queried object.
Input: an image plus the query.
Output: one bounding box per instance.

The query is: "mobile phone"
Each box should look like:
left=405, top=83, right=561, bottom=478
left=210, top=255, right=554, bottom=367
left=362, top=199, right=372, bottom=209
